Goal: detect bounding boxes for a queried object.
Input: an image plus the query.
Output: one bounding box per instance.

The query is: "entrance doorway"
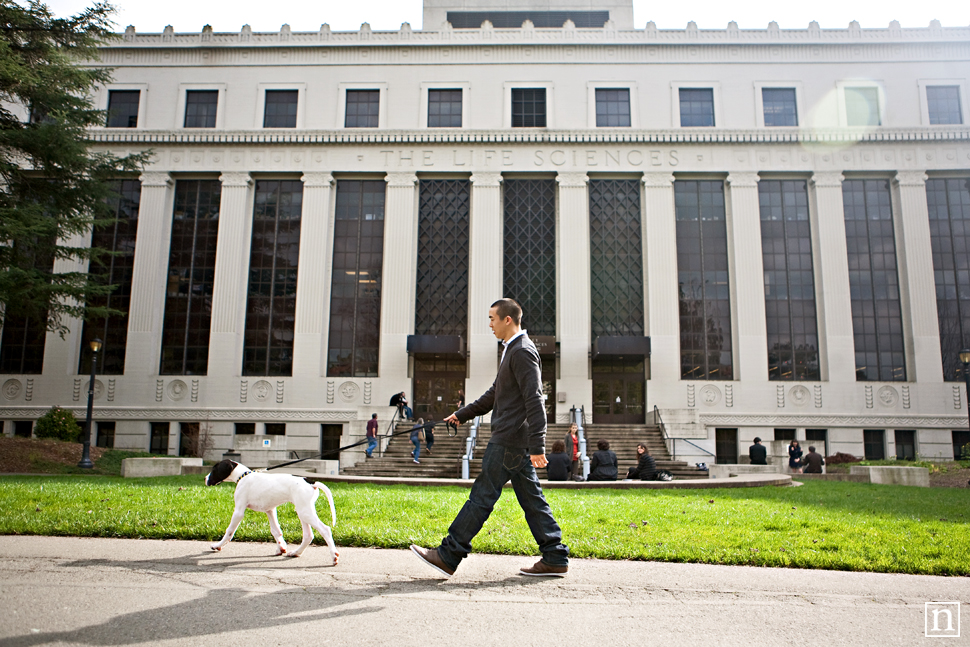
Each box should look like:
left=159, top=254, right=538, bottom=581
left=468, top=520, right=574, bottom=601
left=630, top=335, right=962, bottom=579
left=321, top=424, right=342, bottom=460
left=540, top=355, right=555, bottom=424
left=715, top=428, right=738, bottom=464
left=413, top=357, right=466, bottom=421
left=592, top=357, right=645, bottom=424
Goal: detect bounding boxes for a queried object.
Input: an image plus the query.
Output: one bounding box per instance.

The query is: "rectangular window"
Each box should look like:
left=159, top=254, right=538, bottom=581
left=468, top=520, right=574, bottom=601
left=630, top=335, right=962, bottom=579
left=926, top=178, right=970, bottom=381
left=863, top=429, right=885, bottom=460
left=595, top=89, right=631, bottom=127
left=805, top=428, right=828, bottom=456
left=159, top=180, right=221, bottom=375
left=0, top=232, right=54, bottom=375
left=926, top=86, right=963, bottom=125
left=106, top=90, right=139, bottom=128
left=416, top=180, right=470, bottom=337
left=844, top=87, right=881, bottom=126
left=95, top=421, right=115, bottom=449
left=589, top=179, right=643, bottom=335
left=773, top=428, right=796, bottom=441
left=321, top=423, right=342, bottom=459
left=675, top=180, right=732, bottom=380
left=243, top=180, right=303, bottom=376
left=265, top=423, right=286, bottom=436
left=345, top=90, right=380, bottom=128
left=762, top=88, right=798, bottom=127
left=679, top=88, right=715, bottom=127
left=150, top=422, right=169, bottom=454
left=184, top=90, right=218, bottom=128
left=327, top=180, right=386, bottom=377
left=759, top=180, right=819, bottom=381
left=234, top=422, right=255, bottom=435
left=504, top=179, right=557, bottom=336
left=715, top=428, right=738, bottom=464
left=428, top=89, right=462, bottom=128
left=842, top=179, right=905, bottom=381
left=952, top=430, right=970, bottom=460
left=13, top=421, right=32, bottom=438
left=511, top=88, right=547, bottom=128
left=894, top=429, right=916, bottom=461
left=178, top=422, right=199, bottom=457
left=262, top=90, right=298, bottom=128
left=79, top=179, right=140, bottom=375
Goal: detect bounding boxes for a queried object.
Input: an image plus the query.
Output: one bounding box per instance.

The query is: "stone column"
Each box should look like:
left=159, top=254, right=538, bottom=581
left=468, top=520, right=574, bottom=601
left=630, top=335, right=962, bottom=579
left=377, top=173, right=418, bottom=387
left=727, top=172, right=768, bottom=382
left=292, top=173, right=335, bottom=378
left=124, top=172, right=173, bottom=375
left=811, top=172, right=856, bottom=383
left=642, top=173, right=680, bottom=390
left=894, top=171, right=943, bottom=382
left=467, top=173, right=504, bottom=400
left=207, top=172, right=253, bottom=377
left=556, top=173, right=592, bottom=416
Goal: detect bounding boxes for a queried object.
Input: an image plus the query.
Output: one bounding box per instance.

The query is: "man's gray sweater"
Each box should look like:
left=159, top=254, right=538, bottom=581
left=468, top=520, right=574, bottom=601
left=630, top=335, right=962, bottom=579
left=455, top=334, right=547, bottom=456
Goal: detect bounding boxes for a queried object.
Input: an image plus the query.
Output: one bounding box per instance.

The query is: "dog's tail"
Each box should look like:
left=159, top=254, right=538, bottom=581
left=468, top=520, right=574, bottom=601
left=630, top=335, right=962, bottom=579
left=312, top=482, right=336, bottom=525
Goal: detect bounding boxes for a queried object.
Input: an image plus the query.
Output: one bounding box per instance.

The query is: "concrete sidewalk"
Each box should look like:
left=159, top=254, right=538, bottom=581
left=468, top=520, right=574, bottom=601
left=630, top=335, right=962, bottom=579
left=0, top=536, right=966, bottom=646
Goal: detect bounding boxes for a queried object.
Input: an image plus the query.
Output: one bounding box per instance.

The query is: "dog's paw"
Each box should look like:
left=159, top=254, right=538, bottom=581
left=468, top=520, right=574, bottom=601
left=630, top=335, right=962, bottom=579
left=333, top=553, right=339, bottom=566
left=274, top=547, right=286, bottom=556
left=210, top=545, right=222, bottom=552
left=284, top=551, right=301, bottom=559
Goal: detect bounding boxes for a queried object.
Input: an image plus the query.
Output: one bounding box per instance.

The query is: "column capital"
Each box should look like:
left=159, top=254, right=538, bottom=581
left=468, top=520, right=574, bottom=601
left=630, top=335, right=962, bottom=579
left=640, top=172, right=676, bottom=188
left=385, top=173, right=418, bottom=187
left=218, top=172, right=253, bottom=188
left=893, top=170, right=929, bottom=188
left=810, top=171, right=845, bottom=188
left=727, top=172, right=761, bottom=188
left=301, top=172, right=334, bottom=188
left=469, top=172, right=503, bottom=187
left=138, top=171, right=172, bottom=188
left=556, top=172, right=588, bottom=188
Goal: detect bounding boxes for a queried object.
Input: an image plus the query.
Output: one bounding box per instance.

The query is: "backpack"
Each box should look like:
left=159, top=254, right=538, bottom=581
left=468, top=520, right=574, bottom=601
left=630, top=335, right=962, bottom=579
left=657, top=470, right=673, bottom=482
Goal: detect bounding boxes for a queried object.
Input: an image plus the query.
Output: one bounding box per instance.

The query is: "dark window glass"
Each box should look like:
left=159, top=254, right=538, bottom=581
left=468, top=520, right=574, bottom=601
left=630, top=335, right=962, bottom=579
left=675, top=180, right=732, bottom=380
left=184, top=90, right=218, bottom=128
left=327, top=180, right=386, bottom=377
left=759, top=180, right=819, bottom=380
left=149, top=422, right=169, bottom=454
left=235, top=422, right=255, bottom=435
left=863, top=429, right=885, bottom=460
left=345, top=90, right=380, bottom=128
left=416, top=180, right=469, bottom=337
left=504, top=179, right=556, bottom=336
left=679, top=88, right=715, bottom=127
left=106, top=90, right=139, bottom=128
left=178, top=422, right=199, bottom=457
left=79, top=179, right=140, bottom=375
left=894, top=429, right=916, bottom=461
left=714, top=428, right=738, bottom=464
left=321, top=424, right=342, bottom=459
left=842, top=179, right=905, bottom=381
left=243, top=180, right=303, bottom=376
left=589, top=179, right=643, bottom=336
left=927, top=178, right=970, bottom=381
left=926, top=86, right=963, bottom=125
left=595, top=89, right=631, bottom=127
left=774, top=428, right=796, bottom=441
left=0, top=231, right=54, bottom=375
left=844, top=87, right=880, bottom=126
left=265, top=423, right=286, bottom=436
left=159, top=180, right=221, bottom=375
left=806, top=428, right=828, bottom=456
left=428, top=89, right=462, bottom=128
left=447, top=10, right=609, bottom=28
left=263, top=90, right=298, bottom=128
left=95, top=421, right=115, bottom=448
left=13, top=421, right=32, bottom=438
left=511, top=88, right=546, bottom=128
left=762, top=88, right=798, bottom=127
left=952, top=430, right=970, bottom=460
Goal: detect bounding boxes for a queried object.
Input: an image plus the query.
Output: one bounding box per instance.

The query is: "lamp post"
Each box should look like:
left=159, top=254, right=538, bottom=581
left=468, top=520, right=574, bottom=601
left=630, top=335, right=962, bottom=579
left=77, top=338, right=102, bottom=469
left=961, top=349, right=970, bottom=442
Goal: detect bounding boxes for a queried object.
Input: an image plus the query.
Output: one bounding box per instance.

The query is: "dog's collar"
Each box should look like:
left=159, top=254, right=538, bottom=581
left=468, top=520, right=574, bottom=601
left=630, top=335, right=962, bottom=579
left=236, top=470, right=253, bottom=483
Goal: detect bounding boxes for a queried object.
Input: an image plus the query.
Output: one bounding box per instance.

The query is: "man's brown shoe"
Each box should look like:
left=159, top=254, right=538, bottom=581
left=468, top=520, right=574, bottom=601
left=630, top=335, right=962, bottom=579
left=519, top=560, right=568, bottom=577
left=410, top=545, right=455, bottom=578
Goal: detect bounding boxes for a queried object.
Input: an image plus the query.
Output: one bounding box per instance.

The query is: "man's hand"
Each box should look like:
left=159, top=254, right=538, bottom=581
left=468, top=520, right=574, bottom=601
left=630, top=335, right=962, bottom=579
left=530, top=454, right=548, bottom=468
left=444, top=413, right=460, bottom=426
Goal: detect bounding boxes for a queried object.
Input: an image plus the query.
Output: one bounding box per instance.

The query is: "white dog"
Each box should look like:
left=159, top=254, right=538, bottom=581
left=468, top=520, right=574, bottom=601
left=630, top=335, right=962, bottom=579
left=205, top=460, right=339, bottom=565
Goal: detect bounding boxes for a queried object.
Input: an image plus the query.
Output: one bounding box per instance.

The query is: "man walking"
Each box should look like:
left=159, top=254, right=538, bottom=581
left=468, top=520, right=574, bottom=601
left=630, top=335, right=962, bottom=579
left=410, top=298, right=569, bottom=578
left=365, top=413, right=379, bottom=458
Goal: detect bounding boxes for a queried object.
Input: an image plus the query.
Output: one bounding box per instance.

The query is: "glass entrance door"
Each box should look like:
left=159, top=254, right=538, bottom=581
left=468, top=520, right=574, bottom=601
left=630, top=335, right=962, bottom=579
left=592, top=358, right=645, bottom=424
left=413, top=357, right=466, bottom=421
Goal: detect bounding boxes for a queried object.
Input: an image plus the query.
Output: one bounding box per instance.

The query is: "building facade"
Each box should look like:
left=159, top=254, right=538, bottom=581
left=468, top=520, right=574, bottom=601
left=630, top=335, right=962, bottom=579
left=3, top=0, right=970, bottom=466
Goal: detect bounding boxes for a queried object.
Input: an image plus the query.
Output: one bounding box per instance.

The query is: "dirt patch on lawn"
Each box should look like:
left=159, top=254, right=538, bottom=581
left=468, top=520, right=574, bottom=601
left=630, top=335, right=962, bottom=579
left=0, top=436, right=106, bottom=473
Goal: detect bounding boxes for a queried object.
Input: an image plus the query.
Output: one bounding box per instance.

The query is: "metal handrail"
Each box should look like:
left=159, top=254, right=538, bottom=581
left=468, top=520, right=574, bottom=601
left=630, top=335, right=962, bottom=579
left=461, top=416, right=481, bottom=479
left=653, top=405, right=716, bottom=461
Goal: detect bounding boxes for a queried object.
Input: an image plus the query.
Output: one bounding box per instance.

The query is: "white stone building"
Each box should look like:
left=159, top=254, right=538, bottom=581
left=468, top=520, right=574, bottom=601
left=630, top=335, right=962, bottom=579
left=2, top=0, right=970, bottom=467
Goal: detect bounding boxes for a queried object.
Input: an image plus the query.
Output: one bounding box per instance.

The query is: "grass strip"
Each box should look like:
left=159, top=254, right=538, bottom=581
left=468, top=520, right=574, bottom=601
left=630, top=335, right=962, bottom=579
left=0, top=475, right=968, bottom=575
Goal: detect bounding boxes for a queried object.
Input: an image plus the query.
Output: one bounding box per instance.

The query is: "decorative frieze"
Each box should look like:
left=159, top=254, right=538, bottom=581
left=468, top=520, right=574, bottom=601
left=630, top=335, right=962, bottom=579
left=700, top=414, right=967, bottom=428
left=0, top=407, right=359, bottom=421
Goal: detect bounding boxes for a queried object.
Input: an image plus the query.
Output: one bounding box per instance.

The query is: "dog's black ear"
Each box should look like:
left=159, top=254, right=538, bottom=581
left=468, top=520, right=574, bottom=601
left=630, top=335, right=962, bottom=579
left=303, top=477, right=314, bottom=485
left=206, top=460, right=235, bottom=486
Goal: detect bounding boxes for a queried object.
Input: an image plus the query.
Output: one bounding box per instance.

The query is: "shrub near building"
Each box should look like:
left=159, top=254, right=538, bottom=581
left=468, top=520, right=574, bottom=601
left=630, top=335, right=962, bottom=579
left=33, top=406, right=82, bottom=443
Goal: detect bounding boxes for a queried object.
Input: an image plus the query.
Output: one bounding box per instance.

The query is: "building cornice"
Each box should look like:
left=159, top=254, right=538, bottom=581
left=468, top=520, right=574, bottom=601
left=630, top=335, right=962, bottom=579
left=699, top=413, right=967, bottom=428
left=0, top=406, right=359, bottom=421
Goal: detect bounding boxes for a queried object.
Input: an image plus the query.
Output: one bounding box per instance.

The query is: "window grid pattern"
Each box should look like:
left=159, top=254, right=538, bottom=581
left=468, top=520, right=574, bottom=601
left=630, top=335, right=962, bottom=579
left=416, top=180, right=470, bottom=337
left=675, top=180, right=732, bottom=380
left=679, top=88, right=715, bottom=127
left=927, top=86, right=963, bottom=125
left=595, top=89, right=631, bottom=127
left=262, top=90, right=298, bottom=128
left=345, top=90, right=380, bottom=128
left=184, top=90, right=218, bottom=128
left=511, top=89, right=547, bottom=128
left=327, top=180, right=386, bottom=377
left=159, top=180, right=221, bottom=375
left=149, top=422, right=169, bottom=454
left=428, top=89, right=462, bottom=128
left=79, top=179, right=140, bottom=375
left=0, top=231, right=55, bottom=374
left=926, top=177, right=970, bottom=381
left=589, top=179, right=644, bottom=336
left=758, top=180, right=820, bottom=380
left=845, top=87, right=881, bottom=126
left=106, top=90, right=139, bottom=128
left=842, top=179, right=906, bottom=381
left=503, top=179, right=556, bottom=336
left=762, top=88, right=798, bottom=127
left=863, top=429, right=885, bottom=460
left=243, top=180, right=303, bottom=376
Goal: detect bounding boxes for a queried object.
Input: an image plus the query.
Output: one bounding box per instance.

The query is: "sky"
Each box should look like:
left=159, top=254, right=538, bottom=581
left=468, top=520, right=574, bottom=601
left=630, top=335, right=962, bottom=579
left=42, top=0, right=969, bottom=33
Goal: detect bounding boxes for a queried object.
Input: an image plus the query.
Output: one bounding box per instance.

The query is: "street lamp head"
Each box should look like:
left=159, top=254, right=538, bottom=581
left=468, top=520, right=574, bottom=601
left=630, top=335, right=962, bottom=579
left=90, top=338, right=102, bottom=353
left=961, top=349, right=970, bottom=365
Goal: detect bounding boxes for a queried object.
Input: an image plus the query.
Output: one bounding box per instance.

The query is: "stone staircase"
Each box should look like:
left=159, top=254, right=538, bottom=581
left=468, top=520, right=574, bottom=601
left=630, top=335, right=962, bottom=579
left=342, top=421, right=709, bottom=480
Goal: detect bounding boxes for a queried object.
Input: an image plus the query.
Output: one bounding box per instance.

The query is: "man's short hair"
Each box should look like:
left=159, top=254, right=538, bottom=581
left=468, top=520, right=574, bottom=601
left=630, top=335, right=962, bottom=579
left=551, top=439, right=565, bottom=453
left=808, top=445, right=816, bottom=453
left=753, top=436, right=762, bottom=444
left=371, top=413, right=377, bottom=419
left=597, top=439, right=610, bottom=450
left=490, top=298, right=522, bottom=325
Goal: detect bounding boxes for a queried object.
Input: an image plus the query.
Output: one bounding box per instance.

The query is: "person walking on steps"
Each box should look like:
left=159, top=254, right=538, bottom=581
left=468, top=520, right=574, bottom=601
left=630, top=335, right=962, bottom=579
left=410, top=298, right=569, bottom=578
left=365, top=413, right=379, bottom=458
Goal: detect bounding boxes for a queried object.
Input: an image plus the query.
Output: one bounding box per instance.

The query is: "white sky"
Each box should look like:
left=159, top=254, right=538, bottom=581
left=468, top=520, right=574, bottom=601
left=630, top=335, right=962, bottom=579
left=42, top=0, right=970, bottom=33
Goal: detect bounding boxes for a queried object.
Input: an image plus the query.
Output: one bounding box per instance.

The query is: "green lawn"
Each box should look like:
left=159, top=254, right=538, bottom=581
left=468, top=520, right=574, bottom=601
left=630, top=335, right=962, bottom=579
left=1, top=475, right=968, bottom=575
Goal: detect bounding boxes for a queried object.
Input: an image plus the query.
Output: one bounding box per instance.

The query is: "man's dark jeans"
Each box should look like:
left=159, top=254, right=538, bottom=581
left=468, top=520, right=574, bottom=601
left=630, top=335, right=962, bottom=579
left=437, top=442, right=569, bottom=570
